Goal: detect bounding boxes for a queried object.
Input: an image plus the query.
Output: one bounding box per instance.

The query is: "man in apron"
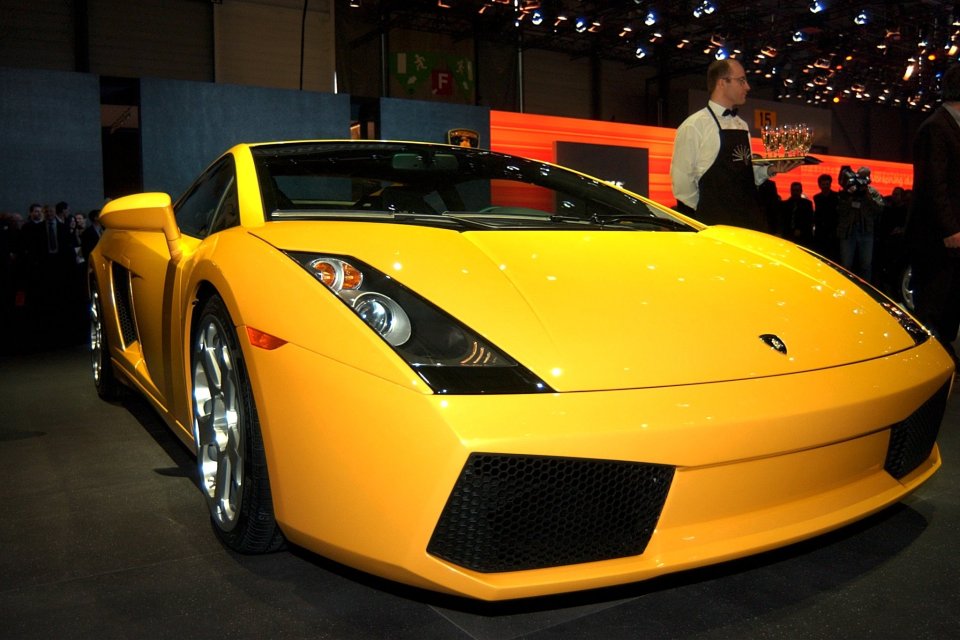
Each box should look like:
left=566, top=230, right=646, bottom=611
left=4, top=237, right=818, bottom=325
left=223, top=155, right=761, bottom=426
left=671, top=59, right=798, bottom=231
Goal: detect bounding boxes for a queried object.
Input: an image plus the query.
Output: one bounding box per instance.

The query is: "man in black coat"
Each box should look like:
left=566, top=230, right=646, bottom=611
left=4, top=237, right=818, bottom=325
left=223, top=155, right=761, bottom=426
left=907, top=64, right=960, bottom=361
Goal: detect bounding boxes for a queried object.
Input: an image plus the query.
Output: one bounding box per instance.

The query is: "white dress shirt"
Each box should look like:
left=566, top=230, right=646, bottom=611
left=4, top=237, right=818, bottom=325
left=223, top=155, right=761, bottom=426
left=671, top=100, right=771, bottom=209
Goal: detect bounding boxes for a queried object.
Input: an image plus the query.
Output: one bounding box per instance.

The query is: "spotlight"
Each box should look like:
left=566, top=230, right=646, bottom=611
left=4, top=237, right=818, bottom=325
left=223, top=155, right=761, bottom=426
left=645, top=11, right=657, bottom=26
left=854, top=11, right=868, bottom=26
left=715, top=48, right=728, bottom=60
left=349, top=0, right=361, bottom=6
left=693, top=2, right=715, bottom=18
left=531, top=10, right=543, bottom=25
left=635, top=45, right=647, bottom=59
left=809, top=1, right=824, bottom=13
left=575, top=17, right=588, bottom=33
left=761, top=45, right=779, bottom=57
left=619, top=25, right=633, bottom=37
left=793, top=31, right=807, bottom=42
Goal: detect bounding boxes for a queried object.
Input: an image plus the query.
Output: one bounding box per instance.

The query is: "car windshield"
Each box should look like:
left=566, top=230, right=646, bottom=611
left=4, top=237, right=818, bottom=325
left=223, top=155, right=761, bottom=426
left=251, top=142, right=694, bottom=231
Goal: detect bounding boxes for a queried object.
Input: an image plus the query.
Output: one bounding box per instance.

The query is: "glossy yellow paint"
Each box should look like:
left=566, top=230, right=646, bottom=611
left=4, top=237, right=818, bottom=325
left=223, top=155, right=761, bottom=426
left=89, top=141, right=954, bottom=601
left=245, top=333, right=948, bottom=599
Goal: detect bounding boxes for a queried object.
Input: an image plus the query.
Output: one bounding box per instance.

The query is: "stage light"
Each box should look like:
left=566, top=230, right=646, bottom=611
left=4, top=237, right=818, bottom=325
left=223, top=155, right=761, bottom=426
left=619, top=25, right=633, bottom=37
left=645, top=11, right=657, bottom=26
left=575, top=17, right=588, bottom=33
left=349, top=0, right=361, bottom=7
left=635, top=46, right=647, bottom=59
left=809, top=1, right=824, bottom=13
left=715, top=48, right=728, bottom=60
left=531, top=10, right=543, bottom=25
left=761, top=45, right=778, bottom=57
left=854, top=11, right=868, bottom=25
left=693, top=2, right=715, bottom=18
left=793, top=31, right=806, bottom=42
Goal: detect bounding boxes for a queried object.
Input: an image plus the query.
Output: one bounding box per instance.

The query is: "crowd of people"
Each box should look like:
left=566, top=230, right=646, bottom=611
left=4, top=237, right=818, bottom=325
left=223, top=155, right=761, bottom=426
left=759, top=171, right=912, bottom=296
left=0, top=202, right=103, bottom=353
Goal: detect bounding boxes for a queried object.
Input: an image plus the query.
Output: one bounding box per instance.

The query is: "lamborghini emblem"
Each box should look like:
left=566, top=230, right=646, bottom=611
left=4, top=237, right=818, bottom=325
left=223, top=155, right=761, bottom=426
left=760, top=334, right=788, bottom=355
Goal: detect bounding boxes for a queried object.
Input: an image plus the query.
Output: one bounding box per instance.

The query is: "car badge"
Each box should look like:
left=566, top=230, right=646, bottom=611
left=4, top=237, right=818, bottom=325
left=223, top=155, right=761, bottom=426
left=447, top=128, right=480, bottom=148
left=759, top=334, right=788, bottom=355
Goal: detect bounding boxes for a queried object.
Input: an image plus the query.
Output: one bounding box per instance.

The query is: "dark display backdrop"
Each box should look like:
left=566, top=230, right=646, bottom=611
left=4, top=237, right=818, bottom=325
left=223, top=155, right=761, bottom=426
left=555, top=141, right=650, bottom=197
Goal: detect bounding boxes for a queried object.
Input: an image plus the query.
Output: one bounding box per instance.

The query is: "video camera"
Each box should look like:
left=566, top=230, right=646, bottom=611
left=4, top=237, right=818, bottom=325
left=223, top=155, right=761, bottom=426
left=839, top=165, right=871, bottom=194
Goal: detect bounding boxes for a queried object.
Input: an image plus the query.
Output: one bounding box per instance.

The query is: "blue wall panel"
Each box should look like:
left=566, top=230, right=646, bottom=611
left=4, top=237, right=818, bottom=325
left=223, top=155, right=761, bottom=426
left=0, top=67, right=104, bottom=214
left=379, top=97, right=489, bottom=146
left=140, top=78, right=350, bottom=198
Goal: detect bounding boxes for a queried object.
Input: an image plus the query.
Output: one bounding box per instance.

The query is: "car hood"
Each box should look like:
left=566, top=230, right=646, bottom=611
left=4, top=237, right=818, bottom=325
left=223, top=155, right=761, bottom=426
left=252, top=222, right=920, bottom=392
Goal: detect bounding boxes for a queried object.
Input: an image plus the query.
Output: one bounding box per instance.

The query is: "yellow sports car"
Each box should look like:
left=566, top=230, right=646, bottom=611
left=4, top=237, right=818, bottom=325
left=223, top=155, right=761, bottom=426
left=89, top=140, right=953, bottom=601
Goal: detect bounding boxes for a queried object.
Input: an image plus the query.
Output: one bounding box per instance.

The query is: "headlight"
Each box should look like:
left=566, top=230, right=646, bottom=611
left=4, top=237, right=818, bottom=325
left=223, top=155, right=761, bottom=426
left=287, top=252, right=552, bottom=394
left=802, top=249, right=930, bottom=346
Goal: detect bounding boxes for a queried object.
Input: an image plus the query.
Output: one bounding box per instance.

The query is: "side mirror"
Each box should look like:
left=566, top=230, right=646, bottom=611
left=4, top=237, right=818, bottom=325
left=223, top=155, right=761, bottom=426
left=101, top=193, right=183, bottom=263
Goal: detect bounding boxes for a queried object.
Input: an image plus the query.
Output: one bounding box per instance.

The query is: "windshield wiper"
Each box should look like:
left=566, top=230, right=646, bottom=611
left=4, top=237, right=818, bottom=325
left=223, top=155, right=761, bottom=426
left=588, top=213, right=692, bottom=230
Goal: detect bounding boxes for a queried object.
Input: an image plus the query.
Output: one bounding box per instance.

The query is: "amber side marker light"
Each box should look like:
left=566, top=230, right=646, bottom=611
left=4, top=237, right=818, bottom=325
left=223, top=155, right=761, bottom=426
left=246, top=326, right=287, bottom=350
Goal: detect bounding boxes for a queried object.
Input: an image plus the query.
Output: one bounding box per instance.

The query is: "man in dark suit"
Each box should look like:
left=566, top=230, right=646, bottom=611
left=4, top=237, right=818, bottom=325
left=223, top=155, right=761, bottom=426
left=782, top=181, right=815, bottom=248
left=907, top=64, right=960, bottom=362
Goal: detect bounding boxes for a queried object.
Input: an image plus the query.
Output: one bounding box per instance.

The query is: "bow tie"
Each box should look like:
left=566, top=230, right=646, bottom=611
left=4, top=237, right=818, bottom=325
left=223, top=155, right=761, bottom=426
left=722, top=108, right=738, bottom=117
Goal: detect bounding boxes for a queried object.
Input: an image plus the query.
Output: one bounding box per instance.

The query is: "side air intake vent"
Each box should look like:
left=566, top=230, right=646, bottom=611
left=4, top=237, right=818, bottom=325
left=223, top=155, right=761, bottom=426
left=428, top=453, right=674, bottom=573
left=111, top=263, right=138, bottom=347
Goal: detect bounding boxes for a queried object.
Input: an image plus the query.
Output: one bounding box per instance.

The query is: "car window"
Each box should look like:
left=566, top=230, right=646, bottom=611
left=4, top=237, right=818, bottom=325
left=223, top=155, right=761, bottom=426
left=208, top=176, right=240, bottom=235
left=175, top=157, right=237, bottom=238
left=253, top=143, right=692, bottom=231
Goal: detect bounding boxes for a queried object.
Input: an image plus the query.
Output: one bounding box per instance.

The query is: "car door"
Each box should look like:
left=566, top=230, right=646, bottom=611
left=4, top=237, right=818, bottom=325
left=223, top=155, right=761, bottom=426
left=124, top=157, right=239, bottom=411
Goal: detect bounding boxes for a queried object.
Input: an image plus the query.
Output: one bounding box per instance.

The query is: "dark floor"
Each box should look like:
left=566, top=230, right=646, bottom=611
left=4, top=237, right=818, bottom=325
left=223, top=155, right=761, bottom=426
left=1, top=344, right=959, bottom=640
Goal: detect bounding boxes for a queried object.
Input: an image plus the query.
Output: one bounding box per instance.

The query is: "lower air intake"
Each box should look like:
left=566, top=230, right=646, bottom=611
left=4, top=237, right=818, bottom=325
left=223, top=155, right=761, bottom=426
left=884, top=381, right=949, bottom=480
left=427, top=453, right=674, bottom=573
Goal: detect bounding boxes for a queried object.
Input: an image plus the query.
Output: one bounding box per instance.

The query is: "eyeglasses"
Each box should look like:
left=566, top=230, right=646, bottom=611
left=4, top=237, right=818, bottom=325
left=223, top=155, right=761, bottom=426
left=722, top=76, right=748, bottom=85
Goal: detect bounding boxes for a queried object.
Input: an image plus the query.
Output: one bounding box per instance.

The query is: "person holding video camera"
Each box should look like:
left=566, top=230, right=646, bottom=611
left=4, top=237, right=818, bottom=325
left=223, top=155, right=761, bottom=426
left=836, top=165, right=884, bottom=281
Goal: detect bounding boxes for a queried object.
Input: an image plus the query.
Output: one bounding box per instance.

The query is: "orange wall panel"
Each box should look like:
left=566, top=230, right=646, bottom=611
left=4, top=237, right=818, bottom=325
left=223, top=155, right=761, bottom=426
left=489, top=110, right=913, bottom=209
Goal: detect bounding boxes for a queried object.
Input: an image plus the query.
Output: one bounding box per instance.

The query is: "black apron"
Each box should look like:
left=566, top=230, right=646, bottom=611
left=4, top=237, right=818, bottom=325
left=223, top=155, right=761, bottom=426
left=695, top=108, right=766, bottom=231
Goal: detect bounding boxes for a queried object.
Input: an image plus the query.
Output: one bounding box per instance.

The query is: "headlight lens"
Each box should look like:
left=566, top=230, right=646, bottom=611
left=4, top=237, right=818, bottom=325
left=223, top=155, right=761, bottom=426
left=287, top=252, right=552, bottom=394
left=350, top=291, right=411, bottom=345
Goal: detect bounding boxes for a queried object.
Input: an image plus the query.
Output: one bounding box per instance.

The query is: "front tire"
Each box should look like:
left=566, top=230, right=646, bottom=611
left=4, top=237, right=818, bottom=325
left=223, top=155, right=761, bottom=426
left=192, top=294, right=284, bottom=553
left=900, top=264, right=915, bottom=312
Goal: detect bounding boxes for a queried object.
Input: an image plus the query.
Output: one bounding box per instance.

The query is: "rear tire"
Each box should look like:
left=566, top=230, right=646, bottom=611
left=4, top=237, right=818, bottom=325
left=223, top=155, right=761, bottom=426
left=90, top=285, right=122, bottom=401
left=192, top=294, right=284, bottom=553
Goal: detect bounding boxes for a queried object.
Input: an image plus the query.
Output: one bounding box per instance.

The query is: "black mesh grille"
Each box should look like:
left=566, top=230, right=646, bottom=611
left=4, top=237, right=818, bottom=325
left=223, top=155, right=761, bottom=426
left=111, top=263, right=137, bottom=346
left=427, top=453, right=674, bottom=573
left=884, top=382, right=950, bottom=480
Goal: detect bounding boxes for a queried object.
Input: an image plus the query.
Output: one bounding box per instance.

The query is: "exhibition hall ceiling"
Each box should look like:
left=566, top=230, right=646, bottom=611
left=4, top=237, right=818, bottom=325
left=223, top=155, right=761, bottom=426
left=348, top=0, right=960, bottom=110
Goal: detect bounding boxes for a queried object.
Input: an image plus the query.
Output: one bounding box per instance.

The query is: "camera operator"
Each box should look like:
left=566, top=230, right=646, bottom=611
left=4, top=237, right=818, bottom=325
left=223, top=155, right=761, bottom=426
left=836, top=165, right=884, bottom=282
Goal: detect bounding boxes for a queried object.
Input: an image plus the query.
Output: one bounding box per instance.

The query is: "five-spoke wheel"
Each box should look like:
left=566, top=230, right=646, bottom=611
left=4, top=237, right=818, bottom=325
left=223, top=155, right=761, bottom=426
left=191, top=295, right=284, bottom=552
